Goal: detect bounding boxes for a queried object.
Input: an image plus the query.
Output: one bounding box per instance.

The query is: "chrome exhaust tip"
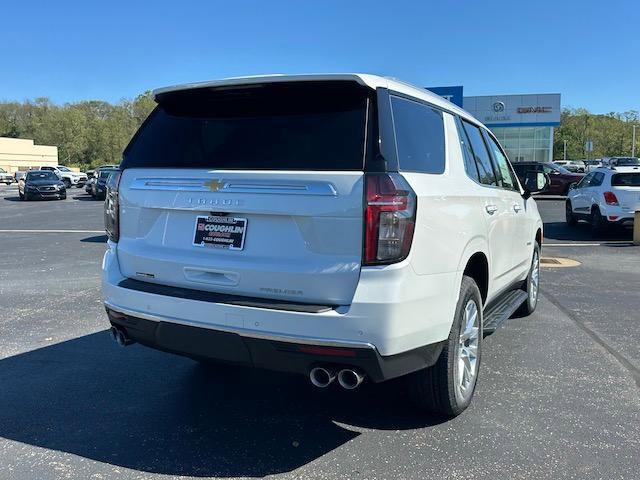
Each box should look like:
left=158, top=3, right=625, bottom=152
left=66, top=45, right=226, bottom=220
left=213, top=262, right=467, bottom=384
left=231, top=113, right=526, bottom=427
left=337, top=369, right=364, bottom=390
left=309, top=367, right=336, bottom=388
left=110, top=326, right=132, bottom=347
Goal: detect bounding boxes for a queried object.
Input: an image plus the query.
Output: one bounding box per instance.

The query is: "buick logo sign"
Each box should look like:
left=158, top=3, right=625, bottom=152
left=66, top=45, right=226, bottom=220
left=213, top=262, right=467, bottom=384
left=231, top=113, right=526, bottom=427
left=492, top=101, right=505, bottom=113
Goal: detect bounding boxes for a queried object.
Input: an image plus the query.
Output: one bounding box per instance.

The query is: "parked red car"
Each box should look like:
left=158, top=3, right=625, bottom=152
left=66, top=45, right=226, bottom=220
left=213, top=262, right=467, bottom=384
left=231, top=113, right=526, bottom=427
left=512, top=162, right=584, bottom=195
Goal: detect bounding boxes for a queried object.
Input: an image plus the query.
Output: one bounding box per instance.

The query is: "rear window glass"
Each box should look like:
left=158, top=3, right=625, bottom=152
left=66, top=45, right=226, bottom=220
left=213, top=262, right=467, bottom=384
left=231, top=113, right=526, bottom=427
left=612, top=173, right=640, bottom=186
left=390, top=96, right=445, bottom=173
left=121, top=81, right=370, bottom=170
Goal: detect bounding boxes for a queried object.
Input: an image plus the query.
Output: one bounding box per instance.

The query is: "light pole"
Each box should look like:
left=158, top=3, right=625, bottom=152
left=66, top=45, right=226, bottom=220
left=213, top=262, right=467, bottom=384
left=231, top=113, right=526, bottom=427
left=633, top=125, right=637, bottom=157
left=563, top=140, right=567, bottom=161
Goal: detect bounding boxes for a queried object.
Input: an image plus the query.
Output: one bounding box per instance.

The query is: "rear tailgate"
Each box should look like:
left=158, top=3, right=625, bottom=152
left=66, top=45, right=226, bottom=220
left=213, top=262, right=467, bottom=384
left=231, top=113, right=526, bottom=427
left=117, top=170, right=364, bottom=305
left=115, top=80, right=372, bottom=306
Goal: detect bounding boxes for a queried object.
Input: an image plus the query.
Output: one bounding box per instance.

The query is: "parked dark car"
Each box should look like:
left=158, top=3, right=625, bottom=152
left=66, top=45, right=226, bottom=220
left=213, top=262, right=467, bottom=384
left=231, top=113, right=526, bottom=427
left=18, top=170, right=67, bottom=201
left=512, top=162, right=584, bottom=195
left=90, top=168, right=119, bottom=199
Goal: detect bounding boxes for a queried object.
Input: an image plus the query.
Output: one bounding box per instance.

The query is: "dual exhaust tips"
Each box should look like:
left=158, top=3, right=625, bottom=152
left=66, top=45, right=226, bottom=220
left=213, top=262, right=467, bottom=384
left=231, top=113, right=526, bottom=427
left=310, top=367, right=364, bottom=390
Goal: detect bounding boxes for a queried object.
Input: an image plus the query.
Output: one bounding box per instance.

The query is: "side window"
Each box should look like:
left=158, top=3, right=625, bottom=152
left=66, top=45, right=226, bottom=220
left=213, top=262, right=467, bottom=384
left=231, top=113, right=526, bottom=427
left=591, top=172, right=604, bottom=187
left=390, top=96, right=445, bottom=174
left=455, top=117, right=481, bottom=182
left=577, top=172, right=594, bottom=188
left=461, top=120, right=498, bottom=186
left=483, top=131, right=518, bottom=190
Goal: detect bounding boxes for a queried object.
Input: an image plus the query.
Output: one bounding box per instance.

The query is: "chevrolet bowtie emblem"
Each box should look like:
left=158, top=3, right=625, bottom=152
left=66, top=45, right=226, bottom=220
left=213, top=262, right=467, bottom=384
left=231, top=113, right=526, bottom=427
left=204, top=179, right=224, bottom=192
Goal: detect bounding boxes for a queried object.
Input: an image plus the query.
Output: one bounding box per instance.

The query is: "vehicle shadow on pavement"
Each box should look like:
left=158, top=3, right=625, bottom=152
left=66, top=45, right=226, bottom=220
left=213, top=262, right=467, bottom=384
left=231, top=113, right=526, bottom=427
left=80, top=235, right=108, bottom=243
left=73, top=195, right=100, bottom=201
left=2, top=196, right=22, bottom=202
left=0, top=331, right=445, bottom=477
left=543, top=221, right=633, bottom=242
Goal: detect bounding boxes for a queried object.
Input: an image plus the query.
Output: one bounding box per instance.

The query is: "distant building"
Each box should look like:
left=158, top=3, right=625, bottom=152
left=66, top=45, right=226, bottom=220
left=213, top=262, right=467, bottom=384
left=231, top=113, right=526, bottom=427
left=427, top=87, right=561, bottom=163
left=0, top=137, right=59, bottom=173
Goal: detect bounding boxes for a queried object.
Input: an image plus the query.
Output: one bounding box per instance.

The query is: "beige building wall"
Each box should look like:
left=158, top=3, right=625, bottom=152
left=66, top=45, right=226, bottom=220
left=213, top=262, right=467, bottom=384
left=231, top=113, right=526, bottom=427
left=0, top=137, right=59, bottom=174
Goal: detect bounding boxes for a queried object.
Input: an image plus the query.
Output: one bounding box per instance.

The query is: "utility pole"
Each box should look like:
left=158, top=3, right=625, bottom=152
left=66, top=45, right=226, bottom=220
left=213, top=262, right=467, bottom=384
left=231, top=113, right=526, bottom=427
left=633, top=125, right=637, bottom=157
left=563, top=140, right=567, bottom=161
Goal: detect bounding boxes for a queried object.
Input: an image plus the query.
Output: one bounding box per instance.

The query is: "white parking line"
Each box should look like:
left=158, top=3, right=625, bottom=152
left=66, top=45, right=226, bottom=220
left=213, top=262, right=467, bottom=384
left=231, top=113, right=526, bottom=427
left=0, top=229, right=104, bottom=233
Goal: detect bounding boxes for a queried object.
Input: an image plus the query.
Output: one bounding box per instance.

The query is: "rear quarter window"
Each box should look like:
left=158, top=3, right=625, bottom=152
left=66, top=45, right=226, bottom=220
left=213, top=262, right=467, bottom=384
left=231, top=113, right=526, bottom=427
left=390, top=96, right=445, bottom=174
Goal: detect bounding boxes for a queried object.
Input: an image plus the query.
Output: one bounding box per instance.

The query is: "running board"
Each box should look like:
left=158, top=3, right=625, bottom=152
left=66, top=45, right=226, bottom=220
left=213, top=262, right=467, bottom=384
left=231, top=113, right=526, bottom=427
left=483, top=289, right=528, bottom=335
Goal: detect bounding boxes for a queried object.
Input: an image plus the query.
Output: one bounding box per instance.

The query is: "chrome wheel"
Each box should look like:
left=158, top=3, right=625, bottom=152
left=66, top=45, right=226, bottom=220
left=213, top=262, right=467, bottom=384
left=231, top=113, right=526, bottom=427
left=530, top=249, right=540, bottom=304
left=455, top=299, right=479, bottom=401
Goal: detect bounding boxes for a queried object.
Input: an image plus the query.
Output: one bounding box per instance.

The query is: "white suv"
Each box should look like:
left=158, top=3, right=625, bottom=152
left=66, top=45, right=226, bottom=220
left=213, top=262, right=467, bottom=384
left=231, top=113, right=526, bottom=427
left=40, top=165, right=88, bottom=188
left=566, top=166, right=640, bottom=233
left=102, top=74, right=546, bottom=416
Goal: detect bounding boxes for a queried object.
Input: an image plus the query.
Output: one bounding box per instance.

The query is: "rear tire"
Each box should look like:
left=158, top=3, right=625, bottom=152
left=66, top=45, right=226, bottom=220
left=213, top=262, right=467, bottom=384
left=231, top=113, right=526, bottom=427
left=410, top=276, right=482, bottom=416
left=565, top=201, right=577, bottom=226
left=515, top=241, right=540, bottom=316
left=63, top=179, right=71, bottom=189
left=590, top=207, right=606, bottom=236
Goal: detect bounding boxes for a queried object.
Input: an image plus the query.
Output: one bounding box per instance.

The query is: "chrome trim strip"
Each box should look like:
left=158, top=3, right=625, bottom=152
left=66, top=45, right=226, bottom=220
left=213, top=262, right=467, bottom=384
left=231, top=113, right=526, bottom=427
left=104, top=301, right=376, bottom=350
left=130, top=177, right=337, bottom=196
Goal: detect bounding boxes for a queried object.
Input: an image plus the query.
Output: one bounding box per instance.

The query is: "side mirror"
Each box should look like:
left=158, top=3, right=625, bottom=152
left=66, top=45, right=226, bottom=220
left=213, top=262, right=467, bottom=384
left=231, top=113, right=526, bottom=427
left=523, top=172, right=549, bottom=199
left=568, top=182, right=578, bottom=190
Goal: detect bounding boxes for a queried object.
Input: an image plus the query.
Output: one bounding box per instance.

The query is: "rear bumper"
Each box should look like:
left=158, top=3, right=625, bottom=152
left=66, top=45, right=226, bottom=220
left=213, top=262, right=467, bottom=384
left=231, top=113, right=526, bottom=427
left=106, top=306, right=444, bottom=382
left=102, top=241, right=458, bottom=379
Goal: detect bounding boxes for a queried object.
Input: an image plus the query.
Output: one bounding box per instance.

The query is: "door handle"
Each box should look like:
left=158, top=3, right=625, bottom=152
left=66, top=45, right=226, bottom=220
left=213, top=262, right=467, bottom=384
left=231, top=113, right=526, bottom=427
left=485, top=204, right=498, bottom=215
left=513, top=203, right=522, bottom=213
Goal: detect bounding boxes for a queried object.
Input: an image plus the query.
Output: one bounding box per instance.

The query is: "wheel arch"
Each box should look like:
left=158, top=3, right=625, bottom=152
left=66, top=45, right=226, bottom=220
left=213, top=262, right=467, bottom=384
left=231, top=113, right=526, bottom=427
left=462, top=252, right=489, bottom=305
left=456, top=236, right=490, bottom=303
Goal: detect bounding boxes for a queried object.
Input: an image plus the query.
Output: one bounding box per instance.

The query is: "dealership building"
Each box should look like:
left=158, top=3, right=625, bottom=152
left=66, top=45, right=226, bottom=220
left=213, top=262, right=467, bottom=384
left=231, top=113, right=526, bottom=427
left=0, top=137, right=59, bottom=173
left=427, top=87, right=561, bottom=163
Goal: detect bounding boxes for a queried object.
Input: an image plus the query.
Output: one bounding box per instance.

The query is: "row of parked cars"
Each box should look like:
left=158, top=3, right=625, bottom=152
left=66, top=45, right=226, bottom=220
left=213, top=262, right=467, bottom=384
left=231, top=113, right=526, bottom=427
left=511, top=157, right=639, bottom=232
left=14, top=165, right=119, bottom=201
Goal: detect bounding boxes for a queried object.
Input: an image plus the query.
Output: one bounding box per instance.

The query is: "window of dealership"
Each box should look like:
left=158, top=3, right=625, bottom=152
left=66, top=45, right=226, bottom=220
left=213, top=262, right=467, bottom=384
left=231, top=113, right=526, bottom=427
left=490, top=126, right=554, bottom=163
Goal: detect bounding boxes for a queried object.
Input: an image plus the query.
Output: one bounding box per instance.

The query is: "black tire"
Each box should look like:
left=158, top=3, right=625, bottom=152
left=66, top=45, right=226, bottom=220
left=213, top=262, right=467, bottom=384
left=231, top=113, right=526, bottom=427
left=410, top=276, right=482, bottom=416
left=515, top=241, right=541, bottom=316
left=19, top=191, right=24, bottom=200
left=63, top=179, right=72, bottom=189
left=60, top=193, right=67, bottom=200
left=565, top=201, right=577, bottom=226
left=23, top=191, right=29, bottom=201
left=590, top=207, right=605, bottom=236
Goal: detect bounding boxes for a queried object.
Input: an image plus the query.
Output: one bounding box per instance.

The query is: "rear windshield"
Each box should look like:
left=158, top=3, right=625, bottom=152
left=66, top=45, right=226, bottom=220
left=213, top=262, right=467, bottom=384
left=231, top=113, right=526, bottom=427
left=612, top=173, right=640, bottom=186
left=122, top=81, right=370, bottom=171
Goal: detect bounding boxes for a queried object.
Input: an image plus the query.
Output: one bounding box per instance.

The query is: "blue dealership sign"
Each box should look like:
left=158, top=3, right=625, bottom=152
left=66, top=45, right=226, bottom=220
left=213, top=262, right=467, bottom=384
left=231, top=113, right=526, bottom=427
left=425, top=86, right=464, bottom=107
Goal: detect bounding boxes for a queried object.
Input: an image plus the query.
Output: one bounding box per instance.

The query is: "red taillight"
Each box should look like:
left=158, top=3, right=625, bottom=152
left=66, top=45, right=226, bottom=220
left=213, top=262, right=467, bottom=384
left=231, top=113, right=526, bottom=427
left=104, top=170, right=121, bottom=242
left=603, top=191, right=618, bottom=205
left=364, top=173, right=416, bottom=265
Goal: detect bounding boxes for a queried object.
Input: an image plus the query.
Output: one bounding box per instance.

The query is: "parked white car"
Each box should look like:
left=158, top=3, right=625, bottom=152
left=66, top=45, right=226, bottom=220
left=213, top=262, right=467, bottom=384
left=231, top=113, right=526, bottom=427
left=39, top=165, right=88, bottom=188
left=0, top=167, right=13, bottom=184
left=555, top=160, right=585, bottom=173
left=566, top=166, right=640, bottom=233
left=102, top=74, right=546, bottom=416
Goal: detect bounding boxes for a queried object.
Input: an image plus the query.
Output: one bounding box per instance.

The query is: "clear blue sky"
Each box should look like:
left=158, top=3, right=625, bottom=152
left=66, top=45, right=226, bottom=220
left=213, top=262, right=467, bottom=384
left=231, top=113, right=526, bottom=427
left=2, top=0, right=638, bottom=113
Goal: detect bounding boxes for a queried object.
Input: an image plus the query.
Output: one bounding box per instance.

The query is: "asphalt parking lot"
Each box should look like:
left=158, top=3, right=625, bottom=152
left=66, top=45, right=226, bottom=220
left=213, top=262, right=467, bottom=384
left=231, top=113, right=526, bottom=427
left=0, top=185, right=638, bottom=480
